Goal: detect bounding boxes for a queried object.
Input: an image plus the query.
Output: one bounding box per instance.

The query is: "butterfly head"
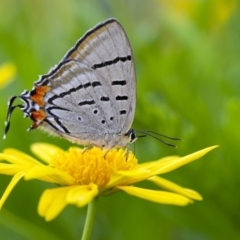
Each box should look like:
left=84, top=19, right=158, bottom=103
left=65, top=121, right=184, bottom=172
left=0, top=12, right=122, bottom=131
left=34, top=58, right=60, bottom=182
left=124, top=129, right=137, bottom=144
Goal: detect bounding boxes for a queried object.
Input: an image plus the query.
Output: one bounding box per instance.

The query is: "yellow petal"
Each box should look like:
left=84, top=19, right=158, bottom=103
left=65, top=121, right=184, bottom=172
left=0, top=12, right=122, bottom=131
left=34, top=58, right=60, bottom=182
left=0, top=62, right=16, bottom=89
left=31, top=143, right=64, bottom=164
left=38, top=184, right=98, bottom=221
left=0, top=172, right=24, bottom=209
left=148, top=176, right=202, bottom=200
left=38, top=187, right=73, bottom=221
left=182, top=189, right=203, bottom=200
left=0, top=163, right=23, bottom=175
left=25, top=166, right=75, bottom=185
left=117, top=186, right=193, bottom=206
left=1, top=149, right=42, bottom=165
left=151, top=146, right=219, bottom=175
left=139, top=156, right=180, bottom=169
left=67, top=183, right=98, bottom=207
left=107, top=168, right=149, bottom=188
left=109, top=147, right=217, bottom=188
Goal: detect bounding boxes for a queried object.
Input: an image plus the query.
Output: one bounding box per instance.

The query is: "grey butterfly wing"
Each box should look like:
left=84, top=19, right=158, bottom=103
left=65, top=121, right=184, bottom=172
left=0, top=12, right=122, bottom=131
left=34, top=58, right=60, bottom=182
left=64, top=18, right=136, bottom=135
left=38, top=19, right=136, bottom=147
left=40, top=62, right=118, bottom=147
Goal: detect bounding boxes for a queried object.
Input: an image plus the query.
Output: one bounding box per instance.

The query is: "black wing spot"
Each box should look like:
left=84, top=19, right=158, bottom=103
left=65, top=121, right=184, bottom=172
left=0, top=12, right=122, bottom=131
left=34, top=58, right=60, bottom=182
left=100, top=96, right=110, bottom=101
left=116, top=95, right=128, bottom=101
left=83, top=82, right=91, bottom=88
left=112, top=80, right=127, bottom=86
left=126, top=55, right=131, bottom=61
left=93, top=109, right=98, bottom=114
left=101, top=120, right=106, bottom=124
left=120, top=110, right=127, bottom=115
left=110, top=116, right=114, bottom=121
left=78, top=117, right=82, bottom=121
left=92, top=55, right=132, bottom=70
left=92, top=81, right=102, bottom=87
left=79, top=100, right=95, bottom=106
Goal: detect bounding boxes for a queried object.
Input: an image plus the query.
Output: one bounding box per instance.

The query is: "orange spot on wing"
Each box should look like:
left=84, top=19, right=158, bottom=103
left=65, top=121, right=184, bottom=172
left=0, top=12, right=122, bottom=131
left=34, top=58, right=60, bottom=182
left=31, top=110, right=47, bottom=124
left=30, top=86, right=50, bottom=106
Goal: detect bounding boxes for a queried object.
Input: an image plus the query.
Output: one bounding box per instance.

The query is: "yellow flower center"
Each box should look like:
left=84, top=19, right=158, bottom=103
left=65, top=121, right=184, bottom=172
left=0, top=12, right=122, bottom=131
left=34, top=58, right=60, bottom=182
left=50, top=147, right=138, bottom=189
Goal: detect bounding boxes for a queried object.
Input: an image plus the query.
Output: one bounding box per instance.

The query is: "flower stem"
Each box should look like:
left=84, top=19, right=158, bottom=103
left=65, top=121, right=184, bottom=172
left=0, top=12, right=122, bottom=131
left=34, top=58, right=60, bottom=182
left=81, top=198, right=98, bottom=240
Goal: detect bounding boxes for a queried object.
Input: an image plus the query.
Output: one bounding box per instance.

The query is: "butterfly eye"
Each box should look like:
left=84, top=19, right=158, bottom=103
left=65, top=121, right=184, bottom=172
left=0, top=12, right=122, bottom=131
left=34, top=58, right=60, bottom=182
left=129, top=131, right=137, bottom=143
left=124, top=129, right=137, bottom=143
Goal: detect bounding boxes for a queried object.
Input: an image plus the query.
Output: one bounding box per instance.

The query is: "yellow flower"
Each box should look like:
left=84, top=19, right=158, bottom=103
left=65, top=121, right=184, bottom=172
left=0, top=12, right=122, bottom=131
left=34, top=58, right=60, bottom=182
left=161, top=0, right=236, bottom=29
left=0, top=62, right=16, bottom=89
left=0, top=143, right=217, bottom=221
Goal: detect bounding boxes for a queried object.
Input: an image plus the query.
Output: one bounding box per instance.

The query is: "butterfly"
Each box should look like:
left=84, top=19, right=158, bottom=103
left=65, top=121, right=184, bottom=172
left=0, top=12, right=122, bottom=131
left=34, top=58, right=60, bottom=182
left=4, top=18, right=137, bottom=149
left=5, top=19, right=181, bottom=149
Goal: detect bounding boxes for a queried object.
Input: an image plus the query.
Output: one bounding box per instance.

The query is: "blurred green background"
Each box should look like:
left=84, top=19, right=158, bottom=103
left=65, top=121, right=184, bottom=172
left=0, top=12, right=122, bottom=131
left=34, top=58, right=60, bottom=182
left=0, top=0, right=239, bottom=239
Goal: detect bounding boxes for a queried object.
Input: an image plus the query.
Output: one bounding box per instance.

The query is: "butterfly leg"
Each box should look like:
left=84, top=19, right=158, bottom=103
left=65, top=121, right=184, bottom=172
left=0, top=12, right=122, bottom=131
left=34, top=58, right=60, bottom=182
left=82, top=144, right=94, bottom=154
